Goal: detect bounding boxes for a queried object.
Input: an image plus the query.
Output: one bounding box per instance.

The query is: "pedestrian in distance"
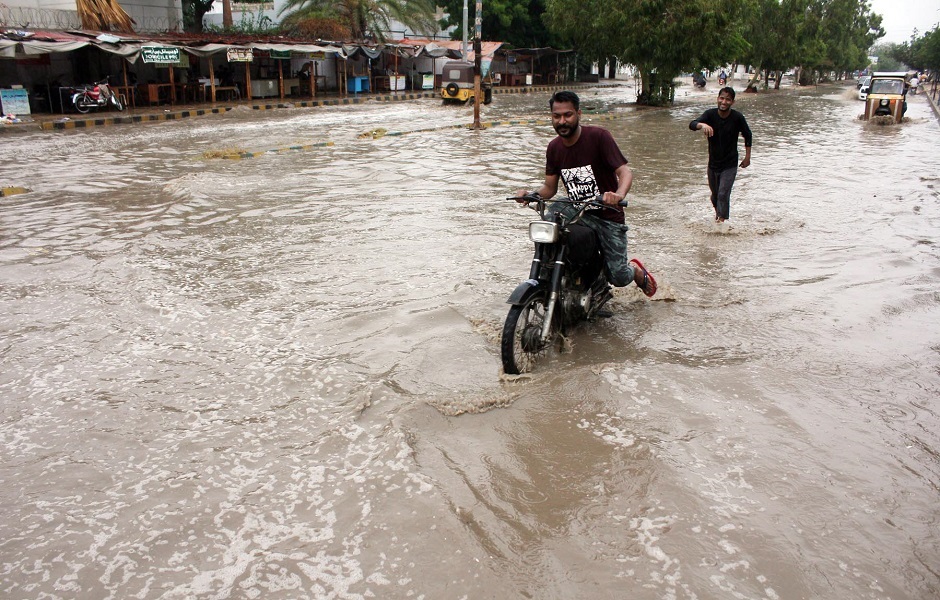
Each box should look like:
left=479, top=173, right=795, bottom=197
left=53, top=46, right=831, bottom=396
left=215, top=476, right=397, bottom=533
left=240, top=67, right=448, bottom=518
left=689, top=86, right=753, bottom=223
left=515, top=90, right=657, bottom=298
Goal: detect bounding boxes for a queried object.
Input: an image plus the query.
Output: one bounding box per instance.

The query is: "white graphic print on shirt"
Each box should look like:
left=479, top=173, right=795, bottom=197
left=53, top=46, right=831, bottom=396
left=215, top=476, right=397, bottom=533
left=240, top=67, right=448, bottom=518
left=561, top=165, right=599, bottom=203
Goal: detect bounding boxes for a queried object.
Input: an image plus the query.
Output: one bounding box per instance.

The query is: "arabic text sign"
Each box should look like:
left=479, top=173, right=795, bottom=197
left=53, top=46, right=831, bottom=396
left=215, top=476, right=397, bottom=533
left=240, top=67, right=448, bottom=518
left=141, top=46, right=181, bottom=64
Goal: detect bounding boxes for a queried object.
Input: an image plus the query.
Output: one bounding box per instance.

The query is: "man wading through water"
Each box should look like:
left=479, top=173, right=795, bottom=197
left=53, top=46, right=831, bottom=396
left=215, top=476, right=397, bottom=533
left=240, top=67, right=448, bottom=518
left=689, top=86, right=753, bottom=223
left=515, top=90, right=657, bottom=302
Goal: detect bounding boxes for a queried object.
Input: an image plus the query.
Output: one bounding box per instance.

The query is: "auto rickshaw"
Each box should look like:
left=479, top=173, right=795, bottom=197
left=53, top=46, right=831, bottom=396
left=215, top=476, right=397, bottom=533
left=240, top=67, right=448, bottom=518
left=440, top=61, right=493, bottom=105
left=863, top=71, right=909, bottom=123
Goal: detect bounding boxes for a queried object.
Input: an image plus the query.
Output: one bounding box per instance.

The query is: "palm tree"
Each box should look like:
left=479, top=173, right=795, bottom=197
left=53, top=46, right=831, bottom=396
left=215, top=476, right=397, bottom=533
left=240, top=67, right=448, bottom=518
left=278, top=0, right=438, bottom=42
left=76, top=0, right=135, bottom=32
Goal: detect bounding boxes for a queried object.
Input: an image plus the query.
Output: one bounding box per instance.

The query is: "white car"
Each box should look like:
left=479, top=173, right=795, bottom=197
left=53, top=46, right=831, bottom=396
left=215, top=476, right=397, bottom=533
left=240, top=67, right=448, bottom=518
left=858, top=85, right=869, bottom=100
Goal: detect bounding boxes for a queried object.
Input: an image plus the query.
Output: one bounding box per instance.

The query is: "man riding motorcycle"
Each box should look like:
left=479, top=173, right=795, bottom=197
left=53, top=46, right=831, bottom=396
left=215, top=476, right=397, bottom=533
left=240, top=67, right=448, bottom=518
left=515, top=90, right=657, bottom=300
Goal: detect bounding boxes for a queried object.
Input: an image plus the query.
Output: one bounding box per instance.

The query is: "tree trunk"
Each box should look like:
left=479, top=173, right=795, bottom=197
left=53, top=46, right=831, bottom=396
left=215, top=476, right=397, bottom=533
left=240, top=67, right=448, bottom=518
left=636, top=67, right=676, bottom=106
left=223, top=0, right=232, bottom=28
left=746, top=67, right=761, bottom=92
left=607, top=57, right=617, bottom=80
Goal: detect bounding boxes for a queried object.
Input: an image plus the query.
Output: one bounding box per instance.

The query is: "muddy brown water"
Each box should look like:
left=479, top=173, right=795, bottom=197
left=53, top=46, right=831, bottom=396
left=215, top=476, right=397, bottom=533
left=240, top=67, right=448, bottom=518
left=1, top=82, right=939, bottom=599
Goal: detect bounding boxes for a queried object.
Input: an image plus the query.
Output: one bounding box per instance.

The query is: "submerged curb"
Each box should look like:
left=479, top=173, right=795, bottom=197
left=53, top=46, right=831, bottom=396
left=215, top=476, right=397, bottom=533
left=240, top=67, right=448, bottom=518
left=925, top=90, right=940, bottom=125
left=205, top=104, right=632, bottom=160
left=204, top=141, right=336, bottom=160
left=211, top=112, right=630, bottom=160
left=28, top=83, right=616, bottom=133
left=40, top=107, right=233, bottom=130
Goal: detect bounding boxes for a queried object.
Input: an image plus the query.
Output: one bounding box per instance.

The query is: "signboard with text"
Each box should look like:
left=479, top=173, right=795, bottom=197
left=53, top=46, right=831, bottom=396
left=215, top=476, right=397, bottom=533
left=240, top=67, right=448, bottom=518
left=0, top=88, right=30, bottom=115
left=227, top=48, right=254, bottom=63
left=141, top=46, right=181, bottom=64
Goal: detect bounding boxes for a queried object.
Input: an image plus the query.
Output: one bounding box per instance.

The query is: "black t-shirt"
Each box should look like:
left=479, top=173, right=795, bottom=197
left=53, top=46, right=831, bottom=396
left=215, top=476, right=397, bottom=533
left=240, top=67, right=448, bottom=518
left=546, top=125, right=628, bottom=224
left=689, top=108, right=753, bottom=170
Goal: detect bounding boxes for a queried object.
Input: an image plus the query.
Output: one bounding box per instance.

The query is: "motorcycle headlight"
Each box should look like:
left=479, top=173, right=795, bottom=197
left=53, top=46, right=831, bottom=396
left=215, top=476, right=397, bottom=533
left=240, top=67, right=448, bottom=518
left=880, top=98, right=889, bottom=106
left=529, top=221, right=558, bottom=243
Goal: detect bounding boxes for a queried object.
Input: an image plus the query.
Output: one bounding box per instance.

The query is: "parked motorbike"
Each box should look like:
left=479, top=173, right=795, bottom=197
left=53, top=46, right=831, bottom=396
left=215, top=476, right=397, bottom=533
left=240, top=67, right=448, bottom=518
left=501, top=193, right=627, bottom=374
left=72, top=79, right=124, bottom=113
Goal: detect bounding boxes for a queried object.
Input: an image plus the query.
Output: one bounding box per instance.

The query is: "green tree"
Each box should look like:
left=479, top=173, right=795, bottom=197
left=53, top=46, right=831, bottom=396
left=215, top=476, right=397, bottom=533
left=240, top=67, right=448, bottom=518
left=919, top=26, right=940, bottom=72
left=739, top=0, right=810, bottom=88
left=545, top=0, right=749, bottom=105
left=437, top=0, right=560, bottom=47
left=870, top=42, right=904, bottom=70
left=822, top=0, right=882, bottom=74
left=182, top=0, right=215, bottom=33
left=796, top=0, right=882, bottom=80
left=278, top=0, right=438, bottom=42
left=889, top=27, right=940, bottom=72
left=887, top=35, right=917, bottom=67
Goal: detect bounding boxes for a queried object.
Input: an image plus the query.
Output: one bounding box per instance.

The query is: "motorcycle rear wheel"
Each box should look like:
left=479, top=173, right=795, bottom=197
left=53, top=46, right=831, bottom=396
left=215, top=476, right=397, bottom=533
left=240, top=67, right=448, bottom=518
left=501, top=292, right=552, bottom=374
left=74, top=96, right=91, bottom=114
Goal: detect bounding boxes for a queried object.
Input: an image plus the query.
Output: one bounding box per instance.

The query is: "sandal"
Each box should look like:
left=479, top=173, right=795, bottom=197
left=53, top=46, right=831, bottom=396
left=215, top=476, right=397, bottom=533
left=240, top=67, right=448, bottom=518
left=629, top=258, right=657, bottom=297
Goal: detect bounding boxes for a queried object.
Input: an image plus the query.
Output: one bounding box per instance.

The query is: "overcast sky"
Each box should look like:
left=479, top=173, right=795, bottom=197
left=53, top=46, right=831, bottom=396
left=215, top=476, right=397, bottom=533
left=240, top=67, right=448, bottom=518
left=868, top=0, right=940, bottom=44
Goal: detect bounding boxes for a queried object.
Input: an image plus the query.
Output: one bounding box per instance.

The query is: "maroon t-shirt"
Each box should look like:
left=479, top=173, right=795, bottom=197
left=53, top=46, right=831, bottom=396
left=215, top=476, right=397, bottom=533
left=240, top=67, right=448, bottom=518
left=546, top=125, right=628, bottom=224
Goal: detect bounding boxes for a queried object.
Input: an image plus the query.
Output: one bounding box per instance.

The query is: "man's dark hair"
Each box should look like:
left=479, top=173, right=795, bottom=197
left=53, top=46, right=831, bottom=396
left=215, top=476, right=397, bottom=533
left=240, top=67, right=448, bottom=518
left=550, top=90, right=580, bottom=110
left=719, top=86, right=736, bottom=99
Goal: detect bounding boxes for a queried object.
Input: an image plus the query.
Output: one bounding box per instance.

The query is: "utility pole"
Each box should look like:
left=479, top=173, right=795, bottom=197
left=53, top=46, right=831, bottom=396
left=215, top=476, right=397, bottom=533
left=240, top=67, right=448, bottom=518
left=470, top=0, right=483, bottom=130
left=462, top=0, right=468, bottom=58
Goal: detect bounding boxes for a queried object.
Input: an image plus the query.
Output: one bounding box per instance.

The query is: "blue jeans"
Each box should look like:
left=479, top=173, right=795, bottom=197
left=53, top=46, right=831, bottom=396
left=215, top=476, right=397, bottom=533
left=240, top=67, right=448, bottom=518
left=707, top=165, right=738, bottom=220
left=550, top=202, right=634, bottom=287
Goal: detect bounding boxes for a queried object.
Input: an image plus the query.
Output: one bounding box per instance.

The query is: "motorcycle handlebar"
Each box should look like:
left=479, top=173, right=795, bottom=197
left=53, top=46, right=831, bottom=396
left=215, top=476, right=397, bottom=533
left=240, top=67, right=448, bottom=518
left=506, top=194, right=628, bottom=208
left=507, top=192, right=542, bottom=204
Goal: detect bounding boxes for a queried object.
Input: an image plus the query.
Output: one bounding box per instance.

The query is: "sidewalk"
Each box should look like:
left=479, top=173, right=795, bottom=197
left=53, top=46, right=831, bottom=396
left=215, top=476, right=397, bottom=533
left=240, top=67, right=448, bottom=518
left=2, top=83, right=579, bottom=133
left=924, top=86, right=940, bottom=123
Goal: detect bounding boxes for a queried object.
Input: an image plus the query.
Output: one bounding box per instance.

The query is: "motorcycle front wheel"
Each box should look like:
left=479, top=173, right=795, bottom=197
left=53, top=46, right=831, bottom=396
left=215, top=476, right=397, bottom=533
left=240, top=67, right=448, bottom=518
left=501, top=292, right=553, bottom=375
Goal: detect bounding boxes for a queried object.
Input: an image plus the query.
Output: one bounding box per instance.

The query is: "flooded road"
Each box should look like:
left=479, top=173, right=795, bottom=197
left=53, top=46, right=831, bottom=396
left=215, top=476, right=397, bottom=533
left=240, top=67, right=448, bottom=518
left=1, top=81, right=939, bottom=599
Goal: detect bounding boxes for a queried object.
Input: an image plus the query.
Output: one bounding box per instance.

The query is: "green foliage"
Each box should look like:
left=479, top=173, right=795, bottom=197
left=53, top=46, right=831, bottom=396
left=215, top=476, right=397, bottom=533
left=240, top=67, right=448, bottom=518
left=794, top=0, right=882, bottom=75
left=279, top=16, right=351, bottom=40
left=921, top=27, right=940, bottom=72
left=436, top=0, right=562, bottom=48
left=890, top=27, right=940, bottom=72
left=205, top=6, right=277, bottom=34
left=278, top=0, right=438, bottom=42
left=544, top=0, right=750, bottom=104
left=182, top=0, right=215, bottom=33
left=870, top=42, right=904, bottom=71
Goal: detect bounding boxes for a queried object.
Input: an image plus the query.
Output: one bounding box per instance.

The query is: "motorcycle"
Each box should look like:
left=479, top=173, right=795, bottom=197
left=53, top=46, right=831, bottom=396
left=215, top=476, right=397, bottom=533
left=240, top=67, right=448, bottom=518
left=71, top=79, right=124, bottom=113
left=501, top=193, right=627, bottom=374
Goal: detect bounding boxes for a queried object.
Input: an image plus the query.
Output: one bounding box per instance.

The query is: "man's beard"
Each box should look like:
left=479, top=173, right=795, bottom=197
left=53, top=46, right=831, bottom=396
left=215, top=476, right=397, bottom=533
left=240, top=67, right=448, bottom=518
left=553, top=121, right=578, bottom=138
